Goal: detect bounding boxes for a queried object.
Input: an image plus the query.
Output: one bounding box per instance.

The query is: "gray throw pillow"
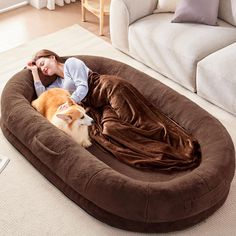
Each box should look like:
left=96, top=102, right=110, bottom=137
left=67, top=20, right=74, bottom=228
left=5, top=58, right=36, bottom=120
left=171, top=0, right=220, bottom=26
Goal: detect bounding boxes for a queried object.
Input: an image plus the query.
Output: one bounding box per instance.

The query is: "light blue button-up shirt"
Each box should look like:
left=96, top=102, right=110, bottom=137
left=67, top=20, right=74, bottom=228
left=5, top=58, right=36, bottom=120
left=34, top=57, right=90, bottom=103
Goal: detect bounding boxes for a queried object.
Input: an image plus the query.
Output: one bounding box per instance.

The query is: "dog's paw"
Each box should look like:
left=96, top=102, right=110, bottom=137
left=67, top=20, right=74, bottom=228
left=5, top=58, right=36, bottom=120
left=81, top=139, right=92, bottom=148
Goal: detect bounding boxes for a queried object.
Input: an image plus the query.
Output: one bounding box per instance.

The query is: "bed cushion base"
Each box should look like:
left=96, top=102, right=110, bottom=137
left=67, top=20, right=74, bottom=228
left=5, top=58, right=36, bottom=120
left=1, top=55, right=235, bottom=233
left=0, top=122, right=231, bottom=233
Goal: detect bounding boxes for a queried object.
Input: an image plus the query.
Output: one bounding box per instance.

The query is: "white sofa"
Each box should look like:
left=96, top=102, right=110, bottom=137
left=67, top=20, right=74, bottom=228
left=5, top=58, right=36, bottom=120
left=110, top=0, right=236, bottom=115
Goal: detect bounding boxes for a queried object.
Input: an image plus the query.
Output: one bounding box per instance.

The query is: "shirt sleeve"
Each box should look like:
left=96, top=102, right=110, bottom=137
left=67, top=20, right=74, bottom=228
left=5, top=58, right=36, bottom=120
left=34, top=78, right=61, bottom=97
left=34, top=81, right=46, bottom=97
left=64, top=58, right=90, bottom=103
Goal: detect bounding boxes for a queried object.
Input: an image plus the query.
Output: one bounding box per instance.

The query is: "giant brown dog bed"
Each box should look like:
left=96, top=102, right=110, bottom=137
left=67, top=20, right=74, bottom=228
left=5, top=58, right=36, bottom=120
left=1, top=56, right=235, bottom=233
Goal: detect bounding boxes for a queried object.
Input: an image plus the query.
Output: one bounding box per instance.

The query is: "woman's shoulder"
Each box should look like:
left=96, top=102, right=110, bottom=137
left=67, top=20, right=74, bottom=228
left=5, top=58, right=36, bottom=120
left=65, top=57, right=85, bottom=67
left=64, top=57, right=90, bottom=76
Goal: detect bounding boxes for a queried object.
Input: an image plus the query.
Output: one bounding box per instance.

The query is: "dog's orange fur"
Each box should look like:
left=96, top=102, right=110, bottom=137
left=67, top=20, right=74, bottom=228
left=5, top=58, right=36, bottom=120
left=31, top=88, right=93, bottom=147
left=32, top=88, right=72, bottom=121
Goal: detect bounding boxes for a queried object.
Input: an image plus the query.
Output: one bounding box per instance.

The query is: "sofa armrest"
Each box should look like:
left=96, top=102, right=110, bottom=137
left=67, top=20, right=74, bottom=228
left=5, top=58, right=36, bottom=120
left=110, top=0, right=157, bottom=53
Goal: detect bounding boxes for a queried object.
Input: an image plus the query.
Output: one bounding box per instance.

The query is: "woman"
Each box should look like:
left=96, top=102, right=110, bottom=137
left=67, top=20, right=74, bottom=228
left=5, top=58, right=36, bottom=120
left=27, top=49, right=90, bottom=104
left=27, top=49, right=201, bottom=171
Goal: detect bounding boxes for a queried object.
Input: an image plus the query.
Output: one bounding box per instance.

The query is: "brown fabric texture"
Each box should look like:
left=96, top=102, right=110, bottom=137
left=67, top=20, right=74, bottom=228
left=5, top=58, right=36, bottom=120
left=84, top=72, right=201, bottom=171
left=1, top=55, right=235, bottom=233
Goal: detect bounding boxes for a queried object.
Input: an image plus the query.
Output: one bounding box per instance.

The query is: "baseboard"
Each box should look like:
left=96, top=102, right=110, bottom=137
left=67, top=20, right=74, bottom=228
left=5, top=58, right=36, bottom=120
left=0, top=1, right=28, bottom=14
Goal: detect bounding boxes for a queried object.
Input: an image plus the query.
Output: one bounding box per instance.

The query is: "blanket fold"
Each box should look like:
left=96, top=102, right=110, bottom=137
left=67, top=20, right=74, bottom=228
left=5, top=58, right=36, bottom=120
left=83, top=72, right=201, bottom=171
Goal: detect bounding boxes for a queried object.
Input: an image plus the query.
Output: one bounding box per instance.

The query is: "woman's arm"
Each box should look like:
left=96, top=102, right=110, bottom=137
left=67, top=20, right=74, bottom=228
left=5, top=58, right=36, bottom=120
left=64, top=58, right=90, bottom=103
left=70, top=80, right=88, bottom=103
left=27, top=63, right=46, bottom=97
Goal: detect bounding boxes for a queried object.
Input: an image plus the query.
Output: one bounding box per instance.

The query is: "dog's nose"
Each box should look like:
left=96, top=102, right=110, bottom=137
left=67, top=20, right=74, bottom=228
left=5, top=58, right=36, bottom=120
left=91, top=119, right=95, bottom=124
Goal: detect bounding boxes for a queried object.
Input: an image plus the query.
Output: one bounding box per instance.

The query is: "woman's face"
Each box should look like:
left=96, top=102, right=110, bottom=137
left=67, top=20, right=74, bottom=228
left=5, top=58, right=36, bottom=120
left=36, top=56, right=57, bottom=76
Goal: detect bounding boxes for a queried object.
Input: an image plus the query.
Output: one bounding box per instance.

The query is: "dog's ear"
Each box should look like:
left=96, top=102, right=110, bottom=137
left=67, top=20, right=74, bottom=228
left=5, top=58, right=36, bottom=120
left=56, top=114, right=73, bottom=123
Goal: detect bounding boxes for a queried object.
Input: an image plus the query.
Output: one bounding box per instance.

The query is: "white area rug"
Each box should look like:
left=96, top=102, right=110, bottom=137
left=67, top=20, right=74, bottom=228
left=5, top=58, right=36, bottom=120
left=0, top=24, right=235, bottom=236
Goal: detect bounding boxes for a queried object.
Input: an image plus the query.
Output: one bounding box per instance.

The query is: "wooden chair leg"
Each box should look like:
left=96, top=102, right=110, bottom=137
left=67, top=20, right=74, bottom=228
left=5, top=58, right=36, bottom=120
left=99, top=0, right=105, bottom=35
left=81, top=0, right=86, bottom=22
left=99, top=13, right=104, bottom=35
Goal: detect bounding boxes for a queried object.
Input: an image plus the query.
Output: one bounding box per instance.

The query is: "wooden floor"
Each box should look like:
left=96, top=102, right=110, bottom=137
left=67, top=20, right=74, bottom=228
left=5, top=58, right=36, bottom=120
left=0, top=1, right=110, bottom=53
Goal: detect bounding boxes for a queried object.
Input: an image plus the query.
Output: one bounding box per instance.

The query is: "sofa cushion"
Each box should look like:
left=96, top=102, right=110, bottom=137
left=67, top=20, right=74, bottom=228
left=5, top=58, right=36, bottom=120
left=172, top=0, right=219, bottom=26
left=219, top=0, right=236, bottom=27
left=153, top=0, right=181, bottom=13
left=197, top=43, right=236, bottom=115
left=128, top=13, right=236, bottom=91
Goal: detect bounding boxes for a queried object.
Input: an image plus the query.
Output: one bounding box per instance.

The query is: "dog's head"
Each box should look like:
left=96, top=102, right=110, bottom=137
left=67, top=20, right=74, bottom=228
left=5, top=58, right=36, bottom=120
left=56, top=99, right=94, bottom=127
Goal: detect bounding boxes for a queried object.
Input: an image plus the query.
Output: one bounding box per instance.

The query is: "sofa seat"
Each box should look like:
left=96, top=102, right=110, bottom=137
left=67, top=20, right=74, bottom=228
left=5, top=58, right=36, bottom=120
left=197, top=43, right=236, bottom=115
left=129, top=13, right=236, bottom=92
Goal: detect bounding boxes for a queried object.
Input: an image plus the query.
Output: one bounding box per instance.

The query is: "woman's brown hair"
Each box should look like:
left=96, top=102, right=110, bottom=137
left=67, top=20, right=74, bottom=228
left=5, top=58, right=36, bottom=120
left=32, top=49, right=64, bottom=64
left=32, top=49, right=61, bottom=86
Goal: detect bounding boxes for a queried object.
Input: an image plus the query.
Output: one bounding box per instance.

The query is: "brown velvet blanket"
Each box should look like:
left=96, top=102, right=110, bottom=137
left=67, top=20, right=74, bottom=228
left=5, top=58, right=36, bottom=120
left=83, top=72, right=201, bottom=171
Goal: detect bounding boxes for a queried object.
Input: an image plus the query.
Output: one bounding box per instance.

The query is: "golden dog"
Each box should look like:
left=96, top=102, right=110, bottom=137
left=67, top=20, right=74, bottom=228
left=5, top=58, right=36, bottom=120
left=31, top=88, right=93, bottom=147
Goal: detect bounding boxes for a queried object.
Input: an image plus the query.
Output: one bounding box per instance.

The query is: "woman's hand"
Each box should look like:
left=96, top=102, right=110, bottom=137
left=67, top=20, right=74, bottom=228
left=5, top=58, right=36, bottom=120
left=58, top=98, right=77, bottom=111
left=26, top=61, right=41, bottom=82
left=26, top=61, right=38, bottom=73
left=58, top=102, right=70, bottom=111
